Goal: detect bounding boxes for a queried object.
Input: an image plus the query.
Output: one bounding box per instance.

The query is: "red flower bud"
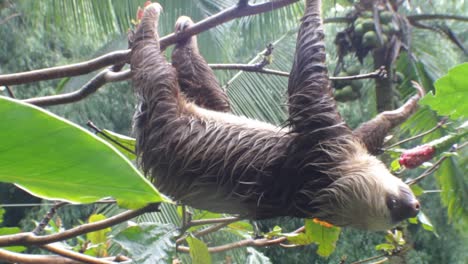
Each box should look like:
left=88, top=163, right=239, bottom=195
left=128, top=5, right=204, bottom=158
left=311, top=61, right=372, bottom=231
left=399, top=144, right=435, bottom=169
left=136, top=6, right=144, bottom=21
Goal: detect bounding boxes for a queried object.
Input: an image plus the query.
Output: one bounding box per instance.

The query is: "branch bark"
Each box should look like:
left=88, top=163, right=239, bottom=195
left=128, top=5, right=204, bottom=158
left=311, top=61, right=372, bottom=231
left=0, top=51, right=130, bottom=86
left=0, top=248, right=84, bottom=264
left=0, top=203, right=159, bottom=247
left=41, top=244, right=114, bottom=264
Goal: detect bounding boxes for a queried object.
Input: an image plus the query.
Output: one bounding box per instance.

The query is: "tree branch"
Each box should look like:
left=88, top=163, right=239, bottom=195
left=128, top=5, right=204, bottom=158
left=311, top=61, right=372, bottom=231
left=177, top=226, right=305, bottom=254
left=0, top=51, right=130, bottom=86
left=0, top=0, right=298, bottom=86
left=0, top=248, right=84, bottom=264
left=176, top=217, right=241, bottom=245
left=22, top=64, right=386, bottom=107
left=0, top=13, right=20, bottom=25
left=22, top=68, right=131, bottom=106
left=3, top=85, right=15, bottom=98
left=384, top=118, right=448, bottom=150
left=41, top=244, right=114, bottom=264
left=407, top=14, right=468, bottom=22
left=33, top=201, right=68, bottom=235
left=0, top=203, right=159, bottom=247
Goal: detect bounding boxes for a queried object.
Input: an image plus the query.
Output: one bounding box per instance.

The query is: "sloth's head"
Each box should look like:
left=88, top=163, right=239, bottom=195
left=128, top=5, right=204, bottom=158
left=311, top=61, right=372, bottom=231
left=312, top=142, right=420, bottom=231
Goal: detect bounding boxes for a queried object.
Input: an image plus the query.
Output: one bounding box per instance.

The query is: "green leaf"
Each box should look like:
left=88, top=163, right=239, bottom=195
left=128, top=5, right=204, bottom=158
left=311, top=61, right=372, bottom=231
left=390, top=158, right=401, bottom=172
left=420, top=63, right=468, bottom=119
left=308, top=219, right=341, bottom=257
left=86, top=214, right=111, bottom=245
left=265, top=226, right=282, bottom=238
left=417, top=211, right=435, bottom=232
left=0, top=96, right=164, bottom=209
left=227, top=221, right=254, bottom=232
left=0, top=208, right=4, bottom=224
left=113, top=223, right=177, bottom=264
left=186, top=236, right=212, bottom=264
left=0, top=227, right=26, bottom=252
left=410, top=184, right=424, bottom=196
left=245, top=247, right=273, bottom=264
left=375, top=243, right=396, bottom=253
left=435, top=156, right=468, bottom=230
left=96, top=129, right=136, bottom=160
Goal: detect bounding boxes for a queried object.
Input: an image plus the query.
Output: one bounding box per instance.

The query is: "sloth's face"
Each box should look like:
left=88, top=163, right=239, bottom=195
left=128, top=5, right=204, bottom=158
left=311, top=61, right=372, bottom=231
left=313, top=152, right=420, bottom=231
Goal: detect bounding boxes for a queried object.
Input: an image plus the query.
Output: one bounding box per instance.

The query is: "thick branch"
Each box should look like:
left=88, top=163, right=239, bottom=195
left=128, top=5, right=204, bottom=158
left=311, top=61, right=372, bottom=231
left=159, top=0, right=299, bottom=50
left=0, top=0, right=298, bottom=86
left=0, top=248, right=82, bottom=264
left=0, top=51, right=130, bottom=86
left=41, top=244, right=114, bottom=264
left=0, top=203, right=159, bottom=247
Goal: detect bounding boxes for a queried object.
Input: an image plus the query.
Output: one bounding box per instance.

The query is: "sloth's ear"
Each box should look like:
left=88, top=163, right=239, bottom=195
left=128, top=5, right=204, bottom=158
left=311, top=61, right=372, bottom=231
left=353, top=82, right=424, bottom=155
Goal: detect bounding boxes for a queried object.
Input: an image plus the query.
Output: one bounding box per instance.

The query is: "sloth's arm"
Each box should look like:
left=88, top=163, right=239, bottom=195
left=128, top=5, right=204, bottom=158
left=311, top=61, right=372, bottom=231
left=171, top=16, right=230, bottom=112
left=353, top=84, right=424, bottom=155
left=287, top=0, right=350, bottom=138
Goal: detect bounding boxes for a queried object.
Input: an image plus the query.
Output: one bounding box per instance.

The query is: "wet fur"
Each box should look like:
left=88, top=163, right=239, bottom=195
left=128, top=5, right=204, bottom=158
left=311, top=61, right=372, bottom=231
left=131, top=1, right=419, bottom=230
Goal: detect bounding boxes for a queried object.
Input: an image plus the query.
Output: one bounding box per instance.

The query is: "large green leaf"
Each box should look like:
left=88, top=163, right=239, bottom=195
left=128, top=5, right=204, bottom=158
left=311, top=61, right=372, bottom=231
left=113, top=223, right=178, bottom=264
left=420, top=63, right=468, bottom=120
left=187, top=236, right=212, bottom=264
left=0, top=96, right=163, bottom=209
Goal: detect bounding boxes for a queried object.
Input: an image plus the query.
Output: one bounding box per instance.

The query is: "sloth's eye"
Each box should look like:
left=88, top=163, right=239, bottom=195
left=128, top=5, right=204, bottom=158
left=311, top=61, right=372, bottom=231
left=386, top=196, right=400, bottom=210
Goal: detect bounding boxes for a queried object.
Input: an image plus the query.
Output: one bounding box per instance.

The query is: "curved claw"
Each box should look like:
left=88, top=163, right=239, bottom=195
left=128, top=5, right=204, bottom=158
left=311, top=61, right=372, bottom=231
left=175, top=16, right=194, bottom=34
left=145, top=3, right=163, bottom=15
left=410, top=80, right=425, bottom=98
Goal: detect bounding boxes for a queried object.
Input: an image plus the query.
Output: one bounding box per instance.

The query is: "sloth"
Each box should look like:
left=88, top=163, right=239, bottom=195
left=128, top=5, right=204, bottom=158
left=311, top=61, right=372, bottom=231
left=130, top=0, right=421, bottom=231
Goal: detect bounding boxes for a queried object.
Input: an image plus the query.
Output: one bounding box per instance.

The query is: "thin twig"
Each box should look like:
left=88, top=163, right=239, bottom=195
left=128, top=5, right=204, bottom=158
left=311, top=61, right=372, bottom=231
left=349, top=254, right=387, bottom=264
left=177, top=225, right=305, bottom=253
left=4, top=85, right=15, bottom=98
left=176, top=217, right=241, bottom=245
left=0, top=13, right=20, bottom=25
left=407, top=14, right=468, bottom=22
left=0, top=203, right=159, bottom=247
left=33, top=201, right=68, bottom=235
left=41, top=244, right=114, bottom=264
left=86, top=121, right=136, bottom=155
left=332, top=66, right=388, bottom=80
left=210, top=64, right=290, bottom=76
left=186, top=217, right=241, bottom=228
left=384, top=118, right=448, bottom=150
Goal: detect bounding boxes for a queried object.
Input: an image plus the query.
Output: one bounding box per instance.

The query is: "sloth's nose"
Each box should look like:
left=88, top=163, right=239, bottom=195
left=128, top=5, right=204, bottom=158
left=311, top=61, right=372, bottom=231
left=408, top=199, right=420, bottom=217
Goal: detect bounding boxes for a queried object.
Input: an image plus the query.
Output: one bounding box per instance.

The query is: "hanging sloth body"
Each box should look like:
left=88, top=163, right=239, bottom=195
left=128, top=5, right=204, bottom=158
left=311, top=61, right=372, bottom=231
left=130, top=1, right=421, bottom=231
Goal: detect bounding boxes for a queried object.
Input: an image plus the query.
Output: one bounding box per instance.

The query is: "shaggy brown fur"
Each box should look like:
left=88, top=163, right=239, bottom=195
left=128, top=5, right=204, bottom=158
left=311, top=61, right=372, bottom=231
left=130, top=1, right=420, bottom=230
left=171, top=16, right=230, bottom=112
